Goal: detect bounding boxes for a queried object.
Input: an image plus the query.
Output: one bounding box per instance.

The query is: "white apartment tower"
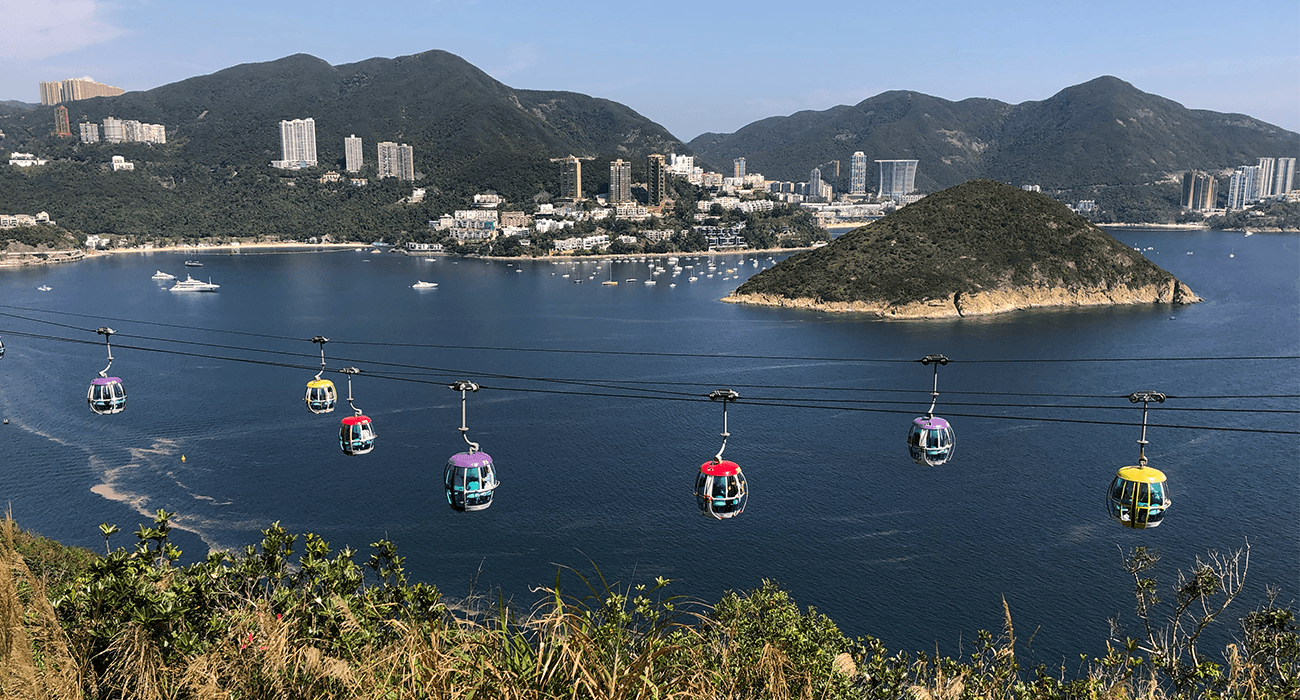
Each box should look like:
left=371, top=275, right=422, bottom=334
left=1275, top=157, right=1296, bottom=195
left=808, top=168, right=823, bottom=202
left=733, top=157, right=746, bottom=179
left=275, top=118, right=318, bottom=170
left=344, top=135, right=363, bottom=173
left=876, top=159, right=918, bottom=199
left=850, top=152, right=868, bottom=195
left=377, top=141, right=415, bottom=180
left=79, top=122, right=100, bottom=143
left=1227, top=165, right=1259, bottom=210
left=609, top=159, right=632, bottom=204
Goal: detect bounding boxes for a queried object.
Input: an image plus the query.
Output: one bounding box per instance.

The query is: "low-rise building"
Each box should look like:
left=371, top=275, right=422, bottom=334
left=0, top=211, right=54, bottom=228
left=553, top=234, right=610, bottom=252
left=8, top=153, right=47, bottom=167
left=111, top=156, right=134, bottom=171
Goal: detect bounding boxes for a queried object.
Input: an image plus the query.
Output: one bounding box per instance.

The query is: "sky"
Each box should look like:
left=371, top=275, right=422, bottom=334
left=2, top=0, right=1298, bottom=141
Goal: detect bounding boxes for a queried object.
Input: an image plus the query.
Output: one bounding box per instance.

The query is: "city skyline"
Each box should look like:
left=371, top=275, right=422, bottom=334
left=4, top=0, right=1296, bottom=140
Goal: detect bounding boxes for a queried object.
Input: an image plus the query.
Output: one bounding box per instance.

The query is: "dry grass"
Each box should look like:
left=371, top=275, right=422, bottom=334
left=1, top=512, right=81, bottom=700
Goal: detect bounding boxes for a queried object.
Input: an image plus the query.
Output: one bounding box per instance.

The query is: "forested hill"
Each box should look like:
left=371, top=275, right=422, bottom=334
left=689, top=76, right=1298, bottom=193
left=728, top=180, right=1199, bottom=318
left=0, top=50, right=688, bottom=201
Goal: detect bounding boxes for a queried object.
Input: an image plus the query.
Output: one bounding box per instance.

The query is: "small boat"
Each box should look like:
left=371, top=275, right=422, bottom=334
left=644, top=280, right=656, bottom=285
left=411, top=281, right=438, bottom=289
left=151, top=270, right=175, bottom=280
left=37, top=285, right=52, bottom=292
left=170, top=275, right=219, bottom=292
left=184, top=260, right=203, bottom=267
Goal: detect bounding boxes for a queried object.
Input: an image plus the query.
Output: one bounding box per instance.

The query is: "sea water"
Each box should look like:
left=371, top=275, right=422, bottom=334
left=0, top=231, right=1295, bottom=667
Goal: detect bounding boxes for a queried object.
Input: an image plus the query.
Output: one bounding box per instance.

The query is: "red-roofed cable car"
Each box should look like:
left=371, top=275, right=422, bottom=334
left=444, top=380, right=498, bottom=512
left=305, top=335, right=337, bottom=414
left=908, top=354, right=955, bottom=466
left=694, top=389, right=747, bottom=519
left=1106, top=391, right=1172, bottom=529
left=87, top=327, right=126, bottom=414
left=338, top=367, right=375, bottom=455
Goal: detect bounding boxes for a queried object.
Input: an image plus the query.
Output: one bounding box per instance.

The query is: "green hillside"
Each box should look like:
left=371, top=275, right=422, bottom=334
left=733, top=180, right=1195, bottom=307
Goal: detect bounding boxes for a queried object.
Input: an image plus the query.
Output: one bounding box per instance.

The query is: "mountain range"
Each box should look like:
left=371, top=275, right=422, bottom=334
left=689, top=76, right=1297, bottom=193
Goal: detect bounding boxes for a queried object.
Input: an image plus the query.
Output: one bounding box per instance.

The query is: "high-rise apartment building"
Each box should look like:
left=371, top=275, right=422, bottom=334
left=102, top=117, right=124, bottom=143
left=377, top=142, right=415, bottom=180
left=809, top=168, right=823, bottom=202
left=850, top=152, right=868, bottom=195
left=1180, top=171, right=1218, bottom=211
left=275, top=118, right=318, bottom=170
left=39, top=78, right=125, bottom=105
left=79, top=122, right=100, bottom=143
left=1275, top=157, right=1296, bottom=196
left=733, top=157, right=746, bottom=179
left=647, top=154, right=666, bottom=207
left=344, top=135, right=363, bottom=173
left=876, top=159, right=918, bottom=199
left=1227, top=166, right=1259, bottom=210
left=54, top=106, right=71, bottom=137
left=553, top=155, right=584, bottom=199
left=1256, top=158, right=1277, bottom=199
left=609, top=159, right=632, bottom=204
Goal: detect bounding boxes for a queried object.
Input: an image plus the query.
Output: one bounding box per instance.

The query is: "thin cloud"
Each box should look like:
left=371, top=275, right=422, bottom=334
left=0, top=0, right=128, bottom=61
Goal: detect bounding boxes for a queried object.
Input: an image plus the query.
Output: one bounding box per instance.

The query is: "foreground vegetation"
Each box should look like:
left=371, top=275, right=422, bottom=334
left=3, top=511, right=1296, bottom=699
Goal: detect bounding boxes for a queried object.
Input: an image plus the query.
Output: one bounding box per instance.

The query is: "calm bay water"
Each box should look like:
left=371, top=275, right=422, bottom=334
left=1, top=230, right=1296, bottom=667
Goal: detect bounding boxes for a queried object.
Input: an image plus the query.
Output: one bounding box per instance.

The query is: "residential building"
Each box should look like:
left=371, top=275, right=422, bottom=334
left=1227, top=166, right=1259, bottom=210
left=876, top=159, right=918, bottom=199
left=8, top=153, right=48, bottom=167
left=474, top=193, right=503, bottom=208
left=1256, top=158, right=1276, bottom=199
left=733, top=157, right=746, bottom=179
left=609, top=159, right=632, bottom=204
left=647, top=154, right=666, bottom=207
left=102, top=117, right=124, bottom=143
left=377, top=142, right=414, bottom=180
left=850, top=152, right=868, bottom=196
left=1021, top=184, right=1042, bottom=192
left=275, top=118, right=318, bottom=170
left=1180, top=171, right=1218, bottom=211
left=809, top=168, right=823, bottom=202
left=111, top=155, right=134, bottom=171
left=554, top=155, right=584, bottom=199
left=1274, top=157, right=1296, bottom=196
left=39, top=77, right=124, bottom=105
left=344, top=135, right=363, bottom=173
left=54, top=106, right=71, bottom=137
left=668, top=153, right=698, bottom=176
left=79, top=122, right=99, bottom=143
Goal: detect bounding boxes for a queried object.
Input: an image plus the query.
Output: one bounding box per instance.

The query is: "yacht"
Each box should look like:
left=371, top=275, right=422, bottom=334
left=411, top=281, right=438, bottom=289
left=37, top=285, right=52, bottom=292
left=151, top=270, right=175, bottom=280
left=184, top=260, right=203, bottom=267
left=170, top=275, right=219, bottom=292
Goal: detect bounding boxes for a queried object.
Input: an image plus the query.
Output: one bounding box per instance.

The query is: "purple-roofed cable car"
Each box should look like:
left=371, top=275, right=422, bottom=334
left=908, top=354, right=955, bottom=465
left=445, top=380, right=497, bottom=511
left=88, top=327, right=126, bottom=415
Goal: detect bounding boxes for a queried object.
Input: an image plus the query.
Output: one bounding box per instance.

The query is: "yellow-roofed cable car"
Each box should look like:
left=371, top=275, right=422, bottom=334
left=305, top=335, right=337, bottom=414
left=1106, top=391, right=1172, bottom=529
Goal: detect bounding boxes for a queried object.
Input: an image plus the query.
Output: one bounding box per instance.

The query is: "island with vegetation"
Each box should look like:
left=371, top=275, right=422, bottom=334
left=725, top=180, right=1202, bottom=318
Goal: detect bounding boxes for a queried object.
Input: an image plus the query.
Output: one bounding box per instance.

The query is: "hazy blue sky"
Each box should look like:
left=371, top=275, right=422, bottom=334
left=3, top=0, right=1297, bottom=140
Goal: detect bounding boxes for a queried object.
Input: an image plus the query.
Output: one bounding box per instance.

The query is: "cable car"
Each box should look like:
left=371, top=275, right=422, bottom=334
left=694, top=389, right=747, bottom=519
left=338, top=367, right=375, bottom=455
left=88, top=376, right=127, bottom=414
left=444, top=380, right=497, bottom=511
left=1107, top=391, right=1172, bottom=529
left=695, top=459, right=747, bottom=519
left=0, top=335, right=6, bottom=359
left=909, top=354, right=955, bottom=466
left=908, top=416, right=955, bottom=466
left=1106, top=466, right=1171, bottom=529
left=305, top=336, right=336, bottom=414
left=88, top=327, right=126, bottom=414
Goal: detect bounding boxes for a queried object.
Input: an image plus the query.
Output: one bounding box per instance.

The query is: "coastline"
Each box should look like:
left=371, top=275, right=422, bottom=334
left=101, top=241, right=370, bottom=256
left=471, top=246, right=813, bottom=262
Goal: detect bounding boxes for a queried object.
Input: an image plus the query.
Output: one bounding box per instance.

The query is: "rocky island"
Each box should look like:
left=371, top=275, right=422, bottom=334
left=724, top=180, right=1201, bottom=319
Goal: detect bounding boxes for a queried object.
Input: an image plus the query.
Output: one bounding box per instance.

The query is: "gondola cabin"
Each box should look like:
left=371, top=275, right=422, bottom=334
left=88, top=377, right=126, bottom=414
left=695, top=460, right=747, bottom=519
left=305, top=379, right=337, bottom=414
left=0, top=336, right=5, bottom=358
left=445, top=451, right=497, bottom=512
left=339, top=415, right=376, bottom=455
left=908, top=416, right=954, bottom=466
left=1106, top=465, right=1171, bottom=529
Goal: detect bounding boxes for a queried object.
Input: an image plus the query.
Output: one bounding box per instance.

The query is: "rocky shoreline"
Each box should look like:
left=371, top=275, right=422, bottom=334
left=722, top=280, right=1202, bottom=319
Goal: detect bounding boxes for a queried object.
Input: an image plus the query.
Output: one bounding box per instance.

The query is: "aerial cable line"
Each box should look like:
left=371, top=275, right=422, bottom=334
left=3, top=304, right=1297, bottom=367
left=2, top=328, right=1296, bottom=436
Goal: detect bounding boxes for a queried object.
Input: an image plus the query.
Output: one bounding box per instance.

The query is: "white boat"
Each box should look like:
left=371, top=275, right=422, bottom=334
left=644, top=279, right=656, bottom=285
left=184, top=260, right=203, bottom=267
left=170, top=275, right=219, bottom=292
left=411, top=281, right=438, bottom=289
left=37, top=285, right=52, bottom=291
left=151, top=270, right=175, bottom=280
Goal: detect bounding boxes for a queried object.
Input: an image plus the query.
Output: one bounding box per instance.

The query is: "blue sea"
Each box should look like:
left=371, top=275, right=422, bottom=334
left=0, top=230, right=1296, bottom=668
